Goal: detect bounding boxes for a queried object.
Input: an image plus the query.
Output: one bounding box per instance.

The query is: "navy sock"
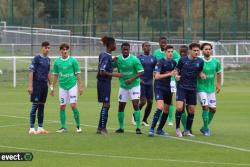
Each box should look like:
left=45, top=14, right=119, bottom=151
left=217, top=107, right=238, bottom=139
left=175, top=111, right=182, bottom=129
left=143, top=101, right=152, bottom=122
left=37, top=104, right=44, bottom=127
left=30, top=103, right=38, bottom=128
left=186, top=113, right=194, bottom=131
left=157, top=112, right=168, bottom=131
left=150, top=109, right=162, bottom=129
left=98, top=107, right=104, bottom=129
left=102, top=107, right=109, bottom=129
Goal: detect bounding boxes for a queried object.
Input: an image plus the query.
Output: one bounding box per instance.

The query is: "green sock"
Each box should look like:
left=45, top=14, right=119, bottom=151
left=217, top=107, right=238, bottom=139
left=168, top=105, right=175, bottom=122
left=208, top=111, right=215, bottom=125
left=60, top=110, right=66, bottom=129
left=181, top=112, right=187, bottom=129
left=202, top=110, right=209, bottom=130
left=134, top=110, right=141, bottom=129
left=72, top=108, right=80, bottom=128
left=118, top=112, right=124, bottom=129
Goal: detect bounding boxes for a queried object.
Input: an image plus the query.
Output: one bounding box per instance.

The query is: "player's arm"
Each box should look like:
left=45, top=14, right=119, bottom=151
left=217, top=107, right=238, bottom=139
left=76, top=73, right=83, bottom=96
left=154, top=71, right=173, bottom=80
left=100, top=57, right=122, bottom=78
left=50, top=74, right=57, bottom=96
left=174, top=58, right=183, bottom=81
left=216, top=72, right=221, bottom=94
left=125, top=71, right=144, bottom=85
left=28, top=72, right=33, bottom=95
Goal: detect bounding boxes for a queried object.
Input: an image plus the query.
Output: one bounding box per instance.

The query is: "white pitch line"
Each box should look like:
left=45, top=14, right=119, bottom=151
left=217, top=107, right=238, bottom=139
left=0, top=123, right=27, bottom=128
left=0, top=114, right=250, bottom=153
left=0, top=145, right=249, bottom=166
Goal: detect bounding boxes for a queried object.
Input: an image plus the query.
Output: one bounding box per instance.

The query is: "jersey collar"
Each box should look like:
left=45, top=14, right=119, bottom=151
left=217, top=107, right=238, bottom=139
left=60, top=56, right=70, bottom=61
left=122, top=54, right=131, bottom=60
left=104, top=51, right=112, bottom=56
left=203, top=56, right=212, bottom=62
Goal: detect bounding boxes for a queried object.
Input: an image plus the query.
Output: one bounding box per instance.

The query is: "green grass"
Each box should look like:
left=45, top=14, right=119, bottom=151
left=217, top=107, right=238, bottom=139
left=0, top=77, right=250, bottom=167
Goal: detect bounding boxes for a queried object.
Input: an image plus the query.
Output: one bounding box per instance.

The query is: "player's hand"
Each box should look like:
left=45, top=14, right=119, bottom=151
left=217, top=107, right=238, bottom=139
left=79, top=87, right=83, bottom=96
left=175, top=75, right=181, bottom=81
left=125, top=78, right=133, bottom=85
left=28, top=86, right=33, bottom=95
left=50, top=90, right=54, bottom=96
left=216, top=84, right=221, bottom=94
left=200, top=72, right=206, bottom=80
left=140, top=80, right=145, bottom=85
left=173, top=69, right=178, bottom=76
left=113, top=72, right=123, bottom=78
left=112, top=56, right=118, bottom=61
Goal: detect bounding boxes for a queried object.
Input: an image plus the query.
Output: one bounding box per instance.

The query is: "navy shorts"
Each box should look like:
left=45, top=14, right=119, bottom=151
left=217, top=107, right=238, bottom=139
left=140, top=84, right=153, bottom=100
left=97, top=80, right=111, bottom=103
left=176, top=87, right=197, bottom=105
left=154, top=88, right=172, bottom=105
left=30, top=81, right=48, bottom=103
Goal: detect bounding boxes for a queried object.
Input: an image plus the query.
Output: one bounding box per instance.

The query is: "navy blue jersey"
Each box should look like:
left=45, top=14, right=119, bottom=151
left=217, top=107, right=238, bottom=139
left=29, top=55, right=50, bottom=83
left=176, top=56, right=204, bottom=90
left=137, top=54, right=156, bottom=85
left=154, top=58, right=177, bottom=91
left=97, top=52, right=113, bottom=81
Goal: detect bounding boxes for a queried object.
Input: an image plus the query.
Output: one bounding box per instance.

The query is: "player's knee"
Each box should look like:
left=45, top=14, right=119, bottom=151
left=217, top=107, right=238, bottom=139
left=60, top=105, right=66, bottom=111
left=188, top=106, right=195, bottom=113
left=70, top=103, right=77, bottom=109
left=210, top=107, right=216, bottom=113
left=202, top=105, right=209, bottom=111
left=103, top=103, right=110, bottom=109
left=156, top=103, right=164, bottom=111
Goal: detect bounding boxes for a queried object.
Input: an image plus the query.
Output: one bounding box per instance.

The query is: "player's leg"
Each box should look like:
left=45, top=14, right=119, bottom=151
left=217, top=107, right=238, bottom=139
left=168, top=80, right=176, bottom=126
left=97, top=80, right=111, bottom=134
left=141, top=84, right=153, bottom=126
left=157, top=91, right=172, bottom=135
left=29, top=83, right=40, bottom=134
left=116, top=88, right=128, bottom=133
left=56, top=87, right=67, bottom=133
left=207, top=93, right=217, bottom=136
left=175, top=87, right=185, bottom=137
left=130, top=86, right=142, bottom=134
left=149, top=88, right=164, bottom=136
left=183, top=90, right=196, bottom=137
left=198, top=92, right=210, bottom=136
left=37, top=83, right=49, bottom=134
left=69, top=85, right=81, bottom=133
left=180, top=102, right=187, bottom=130
left=133, top=84, right=145, bottom=126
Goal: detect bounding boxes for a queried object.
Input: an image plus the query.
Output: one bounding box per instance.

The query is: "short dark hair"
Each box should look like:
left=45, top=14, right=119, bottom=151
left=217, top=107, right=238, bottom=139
left=179, top=45, right=188, bottom=50
left=164, top=45, right=174, bottom=51
left=159, top=37, right=167, bottom=41
left=189, top=43, right=200, bottom=50
left=201, top=43, right=213, bottom=50
left=59, top=43, right=70, bottom=50
left=142, top=41, right=150, bottom=47
left=101, top=36, right=115, bottom=47
left=41, top=41, right=50, bottom=47
left=121, top=42, right=130, bottom=49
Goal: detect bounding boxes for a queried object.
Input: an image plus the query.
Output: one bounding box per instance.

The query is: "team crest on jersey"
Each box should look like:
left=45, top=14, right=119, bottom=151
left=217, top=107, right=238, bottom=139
left=196, top=63, right=200, bottom=67
left=150, top=58, right=154, bottom=62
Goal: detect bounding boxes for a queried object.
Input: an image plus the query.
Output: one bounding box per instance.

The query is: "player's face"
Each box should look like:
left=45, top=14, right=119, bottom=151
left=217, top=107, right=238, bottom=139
left=122, top=46, right=130, bottom=57
left=159, top=39, right=167, bottom=50
left=165, top=49, right=173, bottom=59
left=203, top=45, right=212, bottom=57
left=41, top=46, right=50, bottom=56
left=143, top=43, right=151, bottom=54
left=110, top=42, right=116, bottom=52
left=179, top=48, right=188, bottom=57
left=190, top=47, right=200, bottom=58
left=60, top=47, right=69, bottom=58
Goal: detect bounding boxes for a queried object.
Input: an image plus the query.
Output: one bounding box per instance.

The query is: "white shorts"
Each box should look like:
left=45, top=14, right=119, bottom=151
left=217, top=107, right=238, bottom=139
left=118, top=86, right=140, bottom=102
left=59, top=85, right=78, bottom=105
left=170, top=80, right=177, bottom=93
left=197, top=92, right=216, bottom=108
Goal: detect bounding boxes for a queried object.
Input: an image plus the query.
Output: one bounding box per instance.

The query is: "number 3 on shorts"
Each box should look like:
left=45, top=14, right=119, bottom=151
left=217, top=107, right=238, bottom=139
left=61, top=98, right=64, bottom=104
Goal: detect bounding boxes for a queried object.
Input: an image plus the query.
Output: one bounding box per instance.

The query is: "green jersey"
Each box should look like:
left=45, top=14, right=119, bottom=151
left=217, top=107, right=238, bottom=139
left=197, top=57, right=221, bottom=93
left=113, top=54, right=144, bottom=89
left=153, top=48, right=180, bottom=81
left=53, top=56, right=81, bottom=90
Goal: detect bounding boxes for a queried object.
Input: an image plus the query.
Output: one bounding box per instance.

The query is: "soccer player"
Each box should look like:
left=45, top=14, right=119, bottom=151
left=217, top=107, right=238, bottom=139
left=175, top=43, right=204, bottom=137
left=96, top=36, right=123, bottom=135
left=148, top=45, right=177, bottom=136
left=51, top=43, right=83, bottom=133
left=113, top=42, right=144, bottom=134
left=133, top=42, right=156, bottom=127
left=179, top=45, right=188, bottom=57
left=197, top=43, right=221, bottom=136
left=28, top=41, right=51, bottom=134
left=153, top=37, right=181, bottom=127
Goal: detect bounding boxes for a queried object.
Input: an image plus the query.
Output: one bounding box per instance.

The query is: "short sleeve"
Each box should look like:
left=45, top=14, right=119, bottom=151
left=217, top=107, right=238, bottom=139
left=154, top=59, right=162, bottom=73
left=73, top=58, right=81, bottom=74
left=216, top=59, right=222, bottom=73
left=176, top=57, right=183, bottom=72
left=134, top=57, right=144, bottom=73
left=53, top=60, right=59, bottom=75
left=100, top=56, right=109, bottom=72
left=28, top=56, right=38, bottom=72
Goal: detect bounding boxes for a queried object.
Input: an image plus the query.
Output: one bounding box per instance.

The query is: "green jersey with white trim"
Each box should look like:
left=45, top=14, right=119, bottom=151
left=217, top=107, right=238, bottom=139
left=113, top=54, right=144, bottom=89
left=53, top=56, right=81, bottom=90
left=197, top=57, right=221, bottom=93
